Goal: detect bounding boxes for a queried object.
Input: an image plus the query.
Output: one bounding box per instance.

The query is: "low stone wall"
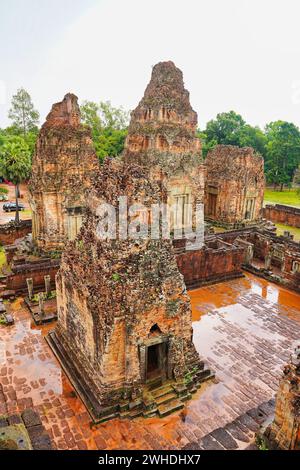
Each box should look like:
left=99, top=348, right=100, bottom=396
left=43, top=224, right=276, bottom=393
left=0, top=220, right=32, bottom=246
left=6, top=257, right=60, bottom=294
left=263, top=204, right=300, bottom=228
left=176, top=239, right=246, bottom=289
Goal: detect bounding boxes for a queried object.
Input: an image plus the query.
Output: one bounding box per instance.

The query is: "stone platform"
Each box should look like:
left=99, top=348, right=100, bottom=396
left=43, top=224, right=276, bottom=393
left=24, top=297, right=57, bottom=325
left=1, top=273, right=300, bottom=450
left=47, top=331, right=214, bottom=423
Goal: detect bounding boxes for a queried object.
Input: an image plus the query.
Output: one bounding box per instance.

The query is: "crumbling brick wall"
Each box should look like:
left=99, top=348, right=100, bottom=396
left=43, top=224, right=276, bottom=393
left=6, top=257, right=59, bottom=293
left=175, top=239, right=246, bottom=288
left=29, top=93, right=99, bottom=252
left=0, top=220, right=32, bottom=246
left=205, top=145, right=265, bottom=227
left=263, top=204, right=300, bottom=228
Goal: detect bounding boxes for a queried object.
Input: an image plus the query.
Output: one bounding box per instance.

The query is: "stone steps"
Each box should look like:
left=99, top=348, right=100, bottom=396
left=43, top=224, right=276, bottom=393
left=196, top=369, right=215, bottom=383
left=128, top=408, right=143, bottom=419
left=158, top=399, right=184, bottom=417
left=151, top=384, right=173, bottom=399
left=155, top=392, right=177, bottom=406
left=146, top=377, right=163, bottom=390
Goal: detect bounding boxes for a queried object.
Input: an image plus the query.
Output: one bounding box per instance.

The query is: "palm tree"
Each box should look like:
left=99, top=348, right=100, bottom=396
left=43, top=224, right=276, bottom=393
left=0, top=137, right=31, bottom=224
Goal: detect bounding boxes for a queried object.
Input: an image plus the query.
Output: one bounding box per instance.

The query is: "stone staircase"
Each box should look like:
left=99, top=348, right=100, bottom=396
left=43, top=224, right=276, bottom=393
left=118, top=361, right=215, bottom=421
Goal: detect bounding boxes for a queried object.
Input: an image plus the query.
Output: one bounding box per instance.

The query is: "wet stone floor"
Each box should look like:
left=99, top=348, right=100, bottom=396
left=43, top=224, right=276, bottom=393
left=0, top=273, right=300, bottom=450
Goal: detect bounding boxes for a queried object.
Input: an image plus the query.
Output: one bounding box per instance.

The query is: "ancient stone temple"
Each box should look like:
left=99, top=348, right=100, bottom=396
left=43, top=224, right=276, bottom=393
left=264, top=346, right=300, bottom=450
left=48, top=158, right=212, bottom=421
left=205, top=145, right=265, bottom=227
left=123, top=61, right=205, bottom=232
left=29, top=93, right=99, bottom=252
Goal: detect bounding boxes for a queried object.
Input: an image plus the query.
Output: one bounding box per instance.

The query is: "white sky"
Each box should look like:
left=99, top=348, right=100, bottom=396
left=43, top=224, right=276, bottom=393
left=1, top=0, right=300, bottom=129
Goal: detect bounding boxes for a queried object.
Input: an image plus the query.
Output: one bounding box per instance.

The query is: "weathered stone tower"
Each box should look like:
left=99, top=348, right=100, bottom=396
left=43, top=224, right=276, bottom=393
left=48, top=158, right=213, bottom=421
left=124, top=61, right=205, bottom=232
left=205, top=145, right=265, bottom=228
left=264, top=345, right=300, bottom=450
left=29, top=93, right=99, bottom=252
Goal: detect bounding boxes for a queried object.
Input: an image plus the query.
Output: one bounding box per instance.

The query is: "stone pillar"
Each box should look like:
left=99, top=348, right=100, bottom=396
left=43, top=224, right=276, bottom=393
left=38, top=293, right=45, bottom=320
left=44, top=275, right=51, bottom=296
left=246, top=245, right=254, bottom=265
left=26, top=278, right=33, bottom=300
left=139, top=345, right=147, bottom=383
left=265, top=252, right=272, bottom=270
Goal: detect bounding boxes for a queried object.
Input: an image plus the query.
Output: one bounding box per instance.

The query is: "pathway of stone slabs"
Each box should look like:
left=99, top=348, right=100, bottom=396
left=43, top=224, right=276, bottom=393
left=0, top=275, right=299, bottom=450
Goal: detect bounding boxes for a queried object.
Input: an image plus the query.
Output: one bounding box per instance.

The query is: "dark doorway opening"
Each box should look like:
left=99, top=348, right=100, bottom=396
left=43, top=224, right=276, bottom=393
left=147, top=344, right=160, bottom=380
left=208, top=193, right=217, bottom=216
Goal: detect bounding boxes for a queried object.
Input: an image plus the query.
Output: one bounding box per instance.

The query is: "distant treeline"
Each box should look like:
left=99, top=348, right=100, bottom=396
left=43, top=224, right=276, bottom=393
left=1, top=89, right=300, bottom=190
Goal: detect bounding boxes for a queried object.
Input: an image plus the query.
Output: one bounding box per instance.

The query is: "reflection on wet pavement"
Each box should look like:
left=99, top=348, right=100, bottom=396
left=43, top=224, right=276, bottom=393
left=0, top=273, right=299, bottom=449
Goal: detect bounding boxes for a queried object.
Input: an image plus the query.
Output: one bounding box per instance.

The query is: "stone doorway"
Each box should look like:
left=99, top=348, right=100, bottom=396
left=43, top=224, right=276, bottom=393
left=140, top=339, right=168, bottom=383
left=208, top=192, right=217, bottom=216
left=147, top=344, right=162, bottom=381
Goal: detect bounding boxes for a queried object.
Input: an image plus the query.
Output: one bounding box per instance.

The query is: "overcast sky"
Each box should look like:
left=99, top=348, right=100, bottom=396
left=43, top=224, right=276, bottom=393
left=1, top=0, right=300, bottom=129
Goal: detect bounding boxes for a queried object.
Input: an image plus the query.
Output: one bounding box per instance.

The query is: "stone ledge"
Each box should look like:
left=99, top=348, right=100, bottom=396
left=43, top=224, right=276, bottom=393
left=46, top=331, right=214, bottom=424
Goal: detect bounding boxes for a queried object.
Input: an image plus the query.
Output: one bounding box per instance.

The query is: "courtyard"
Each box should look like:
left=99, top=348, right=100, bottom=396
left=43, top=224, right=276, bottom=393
left=0, top=273, right=299, bottom=450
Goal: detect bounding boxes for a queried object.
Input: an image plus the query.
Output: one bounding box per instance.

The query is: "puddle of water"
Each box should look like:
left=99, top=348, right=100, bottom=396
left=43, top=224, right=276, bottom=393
left=1, top=273, right=300, bottom=449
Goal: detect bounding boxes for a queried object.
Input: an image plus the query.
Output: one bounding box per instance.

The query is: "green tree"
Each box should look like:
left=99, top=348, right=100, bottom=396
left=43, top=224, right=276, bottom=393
left=265, top=121, right=300, bottom=190
left=0, top=136, right=31, bottom=223
left=196, top=130, right=217, bottom=158
left=98, top=101, right=129, bottom=130
left=80, top=101, right=129, bottom=162
left=205, top=111, right=246, bottom=146
left=201, top=110, right=267, bottom=159
left=237, top=124, right=267, bottom=158
left=8, top=88, right=39, bottom=136
left=80, top=101, right=102, bottom=134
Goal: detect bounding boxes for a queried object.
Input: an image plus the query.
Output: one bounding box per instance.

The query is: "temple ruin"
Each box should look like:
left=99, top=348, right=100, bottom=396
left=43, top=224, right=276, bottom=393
left=1, top=60, right=300, bottom=447
left=264, top=346, right=300, bottom=450
left=29, top=93, right=99, bottom=252
left=124, top=61, right=205, bottom=232
left=48, top=158, right=213, bottom=421
left=205, top=145, right=265, bottom=228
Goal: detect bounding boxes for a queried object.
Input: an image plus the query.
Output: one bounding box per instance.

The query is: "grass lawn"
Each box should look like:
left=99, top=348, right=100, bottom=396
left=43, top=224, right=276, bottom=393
left=275, top=223, right=300, bottom=242
left=0, top=246, right=6, bottom=270
left=21, top=209, right=32, bottom=219
left=264, top=188, right=300, bottom=208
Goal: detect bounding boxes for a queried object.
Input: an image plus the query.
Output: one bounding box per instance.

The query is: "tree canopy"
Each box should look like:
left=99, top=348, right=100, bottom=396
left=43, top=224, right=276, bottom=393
left=0, top=136, right=32, bottom=223
left=8, top=88, right=39, bottom=136
left=264, top=121, right=300, bottom=189
left=2, top=88, right=300, bottom=189
left=199, top=111, right=267, bottom=158
left=80, top=100, right=129, bottom=162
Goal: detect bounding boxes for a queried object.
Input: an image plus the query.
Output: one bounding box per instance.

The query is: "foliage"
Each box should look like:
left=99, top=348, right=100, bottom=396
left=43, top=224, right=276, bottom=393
left=0, top=136, right=31, bottom=223
left=31, top=290, right=56, bottom=303
left=80, top=100, right=129, bottom=162
left=199, top=110, right=267, bottom=158
left=0, top=246, right=6, bottom=269
left=0, top=136, right=31, bottom=184
left=264, top=121, right=300, bottom=189
left=8, top=88, right=39, bottom=136
left=255, top=435, right=269, bottom=451
left=111, top=273, right=121, bottom=282
left=205, top=111, right=246, bottom=146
